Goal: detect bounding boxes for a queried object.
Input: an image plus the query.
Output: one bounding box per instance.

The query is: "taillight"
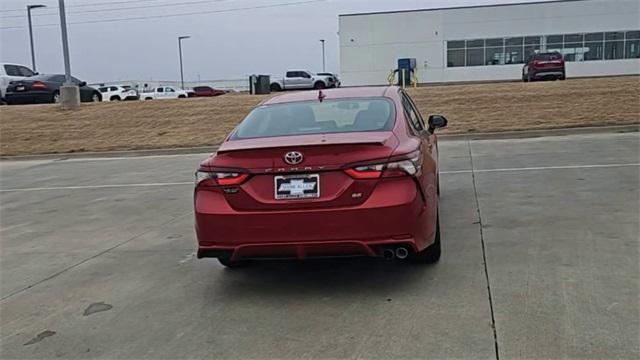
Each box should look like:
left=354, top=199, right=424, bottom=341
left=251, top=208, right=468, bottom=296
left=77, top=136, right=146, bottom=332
left=344, top=164, right=384, bottom=179
left=532, top=60, right=540, bottom=67
left=31, top=81, right=46, bottom=89
left=195, top=169, right=249, bottom=187
left=345, top=151, right=422, bottom=179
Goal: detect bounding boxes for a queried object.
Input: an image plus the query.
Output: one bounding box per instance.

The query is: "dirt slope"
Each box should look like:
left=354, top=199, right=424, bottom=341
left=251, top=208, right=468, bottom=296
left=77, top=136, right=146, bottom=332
left=1, top=76, right=638, bottom=156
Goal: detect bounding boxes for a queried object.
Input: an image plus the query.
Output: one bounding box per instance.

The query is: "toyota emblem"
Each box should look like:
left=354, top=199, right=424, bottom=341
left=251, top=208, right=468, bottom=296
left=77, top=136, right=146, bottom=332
left=284, top=151, right=304, bottom=165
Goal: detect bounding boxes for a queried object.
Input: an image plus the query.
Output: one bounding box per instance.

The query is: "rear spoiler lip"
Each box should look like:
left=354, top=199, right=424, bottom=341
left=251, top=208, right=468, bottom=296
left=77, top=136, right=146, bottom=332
left=216, top=132, right=393, bottom=154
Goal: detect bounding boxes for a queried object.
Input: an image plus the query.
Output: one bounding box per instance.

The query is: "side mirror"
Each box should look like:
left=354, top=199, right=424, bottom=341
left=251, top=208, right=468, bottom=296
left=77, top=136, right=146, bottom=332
left=428, top=114, right=448, bottom=132
left=79, top=81, right=87, bottom=87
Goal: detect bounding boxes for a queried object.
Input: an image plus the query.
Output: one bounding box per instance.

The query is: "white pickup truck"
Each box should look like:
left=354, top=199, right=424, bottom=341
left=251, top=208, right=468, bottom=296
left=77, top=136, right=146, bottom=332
left=140, top=86, right=188, bottom=100
left=269, top=70, right=337, bottom=92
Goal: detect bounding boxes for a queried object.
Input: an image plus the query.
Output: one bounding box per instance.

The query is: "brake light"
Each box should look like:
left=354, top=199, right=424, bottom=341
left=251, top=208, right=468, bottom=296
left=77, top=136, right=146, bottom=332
left=532, top=60, right=540, bottom=67
left=195, top=169, right=249, bottom=186
left=31, top=81, right=46, bottom=89
left=344, top=164, right=384, bottom=179
left=345, top=151, right=422, bottom=179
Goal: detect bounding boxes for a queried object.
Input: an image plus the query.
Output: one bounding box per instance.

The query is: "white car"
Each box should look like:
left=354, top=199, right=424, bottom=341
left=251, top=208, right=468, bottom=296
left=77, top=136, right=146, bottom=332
left=269, top=70, right=337, bottom=91
left=0, top=63, right=37, bottom=102
left=139, top=86, right=188, bottom=100
left=98, top=85, right=139, bottom=101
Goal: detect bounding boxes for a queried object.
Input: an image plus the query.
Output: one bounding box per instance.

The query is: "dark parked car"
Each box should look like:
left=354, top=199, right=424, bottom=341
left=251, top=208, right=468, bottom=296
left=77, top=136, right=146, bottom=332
left=522, top=52, right=566, bottom=82
left=192, top=86, right=226, bottom=97
left=5, top=74, right=102, bottom=105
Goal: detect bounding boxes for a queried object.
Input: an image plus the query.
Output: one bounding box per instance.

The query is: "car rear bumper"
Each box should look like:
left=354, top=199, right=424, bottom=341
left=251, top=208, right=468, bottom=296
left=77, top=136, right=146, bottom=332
left=197, top=238, right=418, bottom=260
left=532, top=69, right=565, bottom=78
left=5, top=91, right=51, bottom=104
left=195, top=178, right=433, bottom=260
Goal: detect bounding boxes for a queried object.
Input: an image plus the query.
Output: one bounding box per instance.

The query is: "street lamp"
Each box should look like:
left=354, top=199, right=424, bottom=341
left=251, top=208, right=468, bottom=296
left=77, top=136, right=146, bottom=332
left=178, top=35, right=190, bottom=90
left=320, top=39, right=326, bottom=72
left=27, top=4, right=46, bottom=72
left=57, top=0, right=79, bottom=109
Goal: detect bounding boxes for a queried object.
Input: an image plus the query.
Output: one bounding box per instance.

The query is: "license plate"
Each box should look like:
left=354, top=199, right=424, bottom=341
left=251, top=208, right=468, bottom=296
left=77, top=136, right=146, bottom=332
left=274, top=174, right=319, bottom=200
left=16, top=86, right=25, bottom=91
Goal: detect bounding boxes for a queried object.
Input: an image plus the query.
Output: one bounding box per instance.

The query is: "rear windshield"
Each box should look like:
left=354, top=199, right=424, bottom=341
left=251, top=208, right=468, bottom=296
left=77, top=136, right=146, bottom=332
left=231, top=98, right=395, bottom=139
left=535, top=53, right=563, bottom=60
left=194, top=86, right=210, bottom=91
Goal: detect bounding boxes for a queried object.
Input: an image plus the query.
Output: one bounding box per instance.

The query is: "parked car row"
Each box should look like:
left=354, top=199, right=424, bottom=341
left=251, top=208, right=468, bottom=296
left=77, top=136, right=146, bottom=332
left=1, top=64, right=231, bottom=105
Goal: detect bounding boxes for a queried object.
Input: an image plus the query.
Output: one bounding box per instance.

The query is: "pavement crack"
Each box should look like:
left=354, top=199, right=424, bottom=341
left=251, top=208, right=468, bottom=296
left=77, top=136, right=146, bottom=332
left=23, top=330, right=56, bottom=346
left=0, top=212, right=191, bottom=302
left=468, top=140, right=500, bottom=360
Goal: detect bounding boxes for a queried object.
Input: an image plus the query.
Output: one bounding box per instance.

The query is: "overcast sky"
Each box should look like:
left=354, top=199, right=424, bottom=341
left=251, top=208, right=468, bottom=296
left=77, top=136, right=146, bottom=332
left=0, top=0, right=552, bottom=83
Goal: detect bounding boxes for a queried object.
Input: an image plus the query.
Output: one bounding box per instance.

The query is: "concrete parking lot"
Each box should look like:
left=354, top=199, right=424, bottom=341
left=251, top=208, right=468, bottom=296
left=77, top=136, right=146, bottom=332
left=1, top=131, right=638, bottom=359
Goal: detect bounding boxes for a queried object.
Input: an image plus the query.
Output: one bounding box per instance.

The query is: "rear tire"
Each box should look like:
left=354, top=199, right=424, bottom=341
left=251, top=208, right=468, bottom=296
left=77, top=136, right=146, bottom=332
left=218, top=257, right=250, bottom=268
left=178, top=95, right=186, bottom=99
left=559, top=73, right=566, bottom=80
left=91, top=92, right=101, bottom=102
left=52, top=91, right=61, bottom=104
left=522, top=71, right=528, bottom=82
left=110, top=96, right=121, bottom=101
left=270, top=83, right=281, bottom=92
left=313, top=81, right=326, bottom=90
left=411, top=212, right=441, bottom=263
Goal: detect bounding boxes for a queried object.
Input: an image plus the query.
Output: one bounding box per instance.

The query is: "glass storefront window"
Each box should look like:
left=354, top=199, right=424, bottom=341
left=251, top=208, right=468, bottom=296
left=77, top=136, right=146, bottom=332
left=584, top=41, right=604, bottom=60
left=466, top=48, right=484, bottom=66
left=447, top=49, right=465, bottom=67
left=525, top=36, right=541, bottom=45
left=446, top=30, right=639, bottom=67
left=486, top=47, right=505, bottom=65
left=625, top=39, right=640, bottom=58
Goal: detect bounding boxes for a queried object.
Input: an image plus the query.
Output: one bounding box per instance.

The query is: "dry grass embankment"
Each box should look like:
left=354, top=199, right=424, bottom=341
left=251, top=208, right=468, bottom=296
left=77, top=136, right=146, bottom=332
left=1, top=76, right=638, bottom=156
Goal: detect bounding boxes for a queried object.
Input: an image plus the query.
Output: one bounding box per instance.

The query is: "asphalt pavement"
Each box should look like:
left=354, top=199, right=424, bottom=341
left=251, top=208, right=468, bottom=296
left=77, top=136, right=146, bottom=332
left=0, top=131, right=638, bottom=359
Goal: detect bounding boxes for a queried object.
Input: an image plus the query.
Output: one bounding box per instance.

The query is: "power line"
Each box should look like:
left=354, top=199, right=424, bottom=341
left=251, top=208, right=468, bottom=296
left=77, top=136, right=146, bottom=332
left=0, top=0, right=327, bottom=30
left=0, top=0, right=165, bottom=13
left=0, top=0, right=235, bottom=19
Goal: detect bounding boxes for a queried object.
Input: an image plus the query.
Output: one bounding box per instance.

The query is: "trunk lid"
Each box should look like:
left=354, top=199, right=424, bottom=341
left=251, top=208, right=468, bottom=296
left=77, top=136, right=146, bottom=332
left=206, top=132, right=399, bottom=210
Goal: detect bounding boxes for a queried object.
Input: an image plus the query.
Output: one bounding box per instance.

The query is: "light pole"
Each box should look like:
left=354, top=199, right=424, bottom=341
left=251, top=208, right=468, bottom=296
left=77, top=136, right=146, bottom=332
left=27, top=4, right=46, bottom=72
left=320, top=39, right=326, bottom=72
left=178, top=35, right=190, bottom=90
left=57, top=0, right=79, bottom=109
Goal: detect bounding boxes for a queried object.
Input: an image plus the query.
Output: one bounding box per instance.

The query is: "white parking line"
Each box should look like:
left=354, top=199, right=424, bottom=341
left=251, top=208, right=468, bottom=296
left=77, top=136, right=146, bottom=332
left=0, top=163, right=638, bottom=193
left=0, top=182, right=193, bottom=192
left=55, top=153, right=212, bottom=162
left=440, top=163, right=640, bottom=175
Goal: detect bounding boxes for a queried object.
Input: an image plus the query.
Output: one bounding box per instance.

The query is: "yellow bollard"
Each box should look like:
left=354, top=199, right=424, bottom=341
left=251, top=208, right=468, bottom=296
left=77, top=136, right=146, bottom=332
left=388, top=69, right=395, bottom=86
left=401, top=68, right=406, bottom=89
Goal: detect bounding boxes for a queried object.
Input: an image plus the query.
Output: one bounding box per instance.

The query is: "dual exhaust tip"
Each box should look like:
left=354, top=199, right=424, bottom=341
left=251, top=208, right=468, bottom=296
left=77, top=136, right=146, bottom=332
left=381, top=246, right=410, bottom=260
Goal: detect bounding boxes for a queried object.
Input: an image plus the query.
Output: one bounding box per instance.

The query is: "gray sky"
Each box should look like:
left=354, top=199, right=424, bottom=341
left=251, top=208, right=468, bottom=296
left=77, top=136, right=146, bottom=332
left=0, top=0, right=551, bottom=83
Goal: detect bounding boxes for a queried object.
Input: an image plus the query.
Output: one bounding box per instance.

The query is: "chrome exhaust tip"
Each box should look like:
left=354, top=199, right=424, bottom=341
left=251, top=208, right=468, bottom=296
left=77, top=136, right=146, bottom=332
left=382, top=248, right=395, bottom=260
left=395, top=247, right=409, bottom=259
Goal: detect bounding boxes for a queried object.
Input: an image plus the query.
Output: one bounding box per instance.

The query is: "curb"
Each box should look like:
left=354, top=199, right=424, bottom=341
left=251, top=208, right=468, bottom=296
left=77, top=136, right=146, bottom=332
left=439, top=124, right=638, bottom=141
left=1, top=124, right=637, bottom=161
left=0, top=146, right=219, bottom=161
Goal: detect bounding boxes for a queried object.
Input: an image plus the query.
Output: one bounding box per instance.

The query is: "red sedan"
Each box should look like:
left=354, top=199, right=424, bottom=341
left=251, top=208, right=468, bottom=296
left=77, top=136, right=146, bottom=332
left=194, top=87, right=448, bottom=267
left=192, top=86, right=226, bottom=97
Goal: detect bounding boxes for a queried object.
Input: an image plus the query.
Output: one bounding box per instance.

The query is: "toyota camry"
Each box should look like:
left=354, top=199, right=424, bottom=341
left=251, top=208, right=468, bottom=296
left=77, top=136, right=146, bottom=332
left=194, top=87, right=448, bottom=267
